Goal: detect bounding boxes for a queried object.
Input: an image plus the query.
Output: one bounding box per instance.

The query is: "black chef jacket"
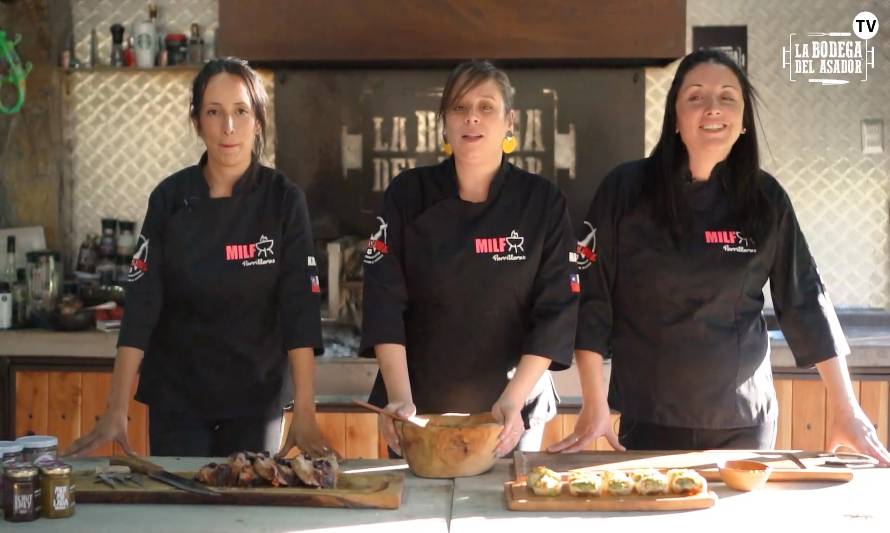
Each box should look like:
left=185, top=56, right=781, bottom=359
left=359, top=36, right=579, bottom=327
left=360, top=157, right=578, bottom=428
left=576, top=158, right=849, bottom=429
left=118, top=153, right=323, bottom=419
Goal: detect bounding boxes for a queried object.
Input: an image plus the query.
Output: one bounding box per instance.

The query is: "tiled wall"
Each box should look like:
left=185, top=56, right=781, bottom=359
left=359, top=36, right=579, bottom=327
left=64, top=68, right=276, bottom=258
left=645, top=0, right=890, bottom=308
left=64, top=1, right=278, bottom=258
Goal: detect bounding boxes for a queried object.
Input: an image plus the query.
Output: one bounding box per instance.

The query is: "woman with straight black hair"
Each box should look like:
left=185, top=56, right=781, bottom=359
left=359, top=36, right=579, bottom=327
left=552, top=50, right=889, bottom=463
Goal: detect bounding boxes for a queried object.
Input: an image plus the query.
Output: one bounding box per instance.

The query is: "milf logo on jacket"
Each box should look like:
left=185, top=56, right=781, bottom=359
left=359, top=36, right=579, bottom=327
left=225, top=235, right=276, bottom=266
left=475, top=230, right=526, bottom=262
left=705, top=230, right=756, bottom=254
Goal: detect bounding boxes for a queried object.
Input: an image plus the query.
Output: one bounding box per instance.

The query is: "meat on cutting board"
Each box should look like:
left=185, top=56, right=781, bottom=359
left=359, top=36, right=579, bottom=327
left=194, top=451, right=339, bottom=489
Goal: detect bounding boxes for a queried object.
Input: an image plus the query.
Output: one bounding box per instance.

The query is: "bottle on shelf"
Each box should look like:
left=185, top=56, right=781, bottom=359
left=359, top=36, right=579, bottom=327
left=4, top=236, right=16, bottom=284
left=99, top=218, right=118, bottom=258
left=109, top=23, right=125, bottom=67
left=188, top=23, right=204, bottom=65
left=75, top=233, right=99, bottom=274
left=12, top=268, right=28, bottom=327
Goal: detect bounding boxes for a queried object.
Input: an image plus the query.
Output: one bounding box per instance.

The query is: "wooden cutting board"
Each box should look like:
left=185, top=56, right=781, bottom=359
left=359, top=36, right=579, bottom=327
left=504, top=477, right=717, bottom=512
left=513, top=450, right=854, bottom=483
left=74, top=471, right=404, bottom=509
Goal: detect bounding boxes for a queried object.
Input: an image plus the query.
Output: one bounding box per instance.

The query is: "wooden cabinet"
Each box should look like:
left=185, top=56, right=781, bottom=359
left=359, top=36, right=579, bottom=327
left=285, top=412, right=389, bottom=459
left=12, top=369, right=149, bottom=456
left=9, top=368, right=890, bottom=459
left=541, top=378, right=890, bottom=452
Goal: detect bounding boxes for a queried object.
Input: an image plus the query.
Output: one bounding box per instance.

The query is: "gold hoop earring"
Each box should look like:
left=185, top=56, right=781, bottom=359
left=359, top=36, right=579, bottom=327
left=502, top=131, right=518, bottom=154
left=442, top=139, right=453, bottom=156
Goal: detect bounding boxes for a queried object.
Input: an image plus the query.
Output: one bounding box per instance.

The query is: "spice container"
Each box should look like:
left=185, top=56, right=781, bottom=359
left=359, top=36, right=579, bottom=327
left=39, top=461, right=75, bottom=519
left=3, top=463, right=40, bottom=522
left=117, top=221, right=136, bottom=257
left=165, top=34, right=188, bottom=66
left=99, top=218, right=118, bottom=258
left=188, top=23, right=204, bottom=65
left=15, top=435, right=58, bottom=465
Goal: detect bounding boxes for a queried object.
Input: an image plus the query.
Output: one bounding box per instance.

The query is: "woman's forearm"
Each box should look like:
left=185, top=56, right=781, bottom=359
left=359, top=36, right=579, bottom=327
left=288, top=347, right=317, bottom=416
left=501, top=354, right=552, bottom=403
left=375, top=343, right=412, bottom=404
left=576, top=349, right=608, bottom=405
left=816, top=355, right=858, bottom=412
left=108, top=346, right=144, bottom=414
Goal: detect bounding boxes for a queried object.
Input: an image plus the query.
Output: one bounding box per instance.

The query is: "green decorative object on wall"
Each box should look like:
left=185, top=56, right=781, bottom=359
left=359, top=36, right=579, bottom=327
left=0, top=29, right=32, bottom=114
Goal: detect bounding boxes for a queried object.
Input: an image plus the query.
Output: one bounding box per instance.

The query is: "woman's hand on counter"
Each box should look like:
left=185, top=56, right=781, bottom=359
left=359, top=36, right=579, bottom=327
left=548, top=398, right=624, bottom=453
left=379, top=400, right=416, bottom=456
left=554, top=349, right=624, bottom=453
left=63, top=408, right=132, bottom=458
left=826, top=402, right=890, bottom=466
left=279, top=411, right=338, bottom=459
left=817, top=355, right=890, bottom=465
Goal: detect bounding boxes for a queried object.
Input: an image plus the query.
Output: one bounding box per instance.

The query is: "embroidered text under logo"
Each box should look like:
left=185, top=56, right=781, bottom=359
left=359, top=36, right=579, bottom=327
left=225, top=235, right=276, bottom=266
left=705, top=230, right=756, bottom=253
left=475, top=230, right=526, bottom=262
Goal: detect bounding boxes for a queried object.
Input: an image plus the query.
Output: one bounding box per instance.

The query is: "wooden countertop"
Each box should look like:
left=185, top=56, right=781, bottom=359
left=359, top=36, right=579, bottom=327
left=3, top=325, right=890, bottom=367
left=2, top=326, right=890, bottom=410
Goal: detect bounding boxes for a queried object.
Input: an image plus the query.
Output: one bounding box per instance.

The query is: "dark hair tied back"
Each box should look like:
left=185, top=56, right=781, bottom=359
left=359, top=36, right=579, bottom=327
left=189, top=57, right=269, bottom=161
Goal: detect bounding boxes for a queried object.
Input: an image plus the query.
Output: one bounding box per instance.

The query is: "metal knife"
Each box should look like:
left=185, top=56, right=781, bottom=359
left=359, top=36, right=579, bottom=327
left=786, top=451, right=808, bottom=469
left=111, top=454, right=219, bottom=497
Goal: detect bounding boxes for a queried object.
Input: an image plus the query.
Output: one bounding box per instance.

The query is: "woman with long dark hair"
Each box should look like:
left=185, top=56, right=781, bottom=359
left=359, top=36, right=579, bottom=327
left=553, top=50, right=889, bottom=462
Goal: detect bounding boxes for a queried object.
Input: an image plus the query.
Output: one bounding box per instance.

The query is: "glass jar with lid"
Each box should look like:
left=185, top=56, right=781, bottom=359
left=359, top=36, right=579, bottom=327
left=15, top=435, right=58, bottom=465
left=2, top=462, right=40, bottom=522
left=39, top=461, right=75, bottom=518
left=0, top=441, right=25, bottom=508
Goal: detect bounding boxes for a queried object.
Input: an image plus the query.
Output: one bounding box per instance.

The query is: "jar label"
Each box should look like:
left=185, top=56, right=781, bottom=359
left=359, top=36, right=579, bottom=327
left=13, top=493, right=32, bottom=514
left=53, top=485, right=69, bottom=510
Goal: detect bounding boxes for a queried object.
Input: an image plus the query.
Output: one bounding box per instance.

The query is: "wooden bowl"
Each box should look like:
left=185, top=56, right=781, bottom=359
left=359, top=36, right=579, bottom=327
left=395, top=413, right=503, bottom=478
left=718, top=460, right=772, bottom=491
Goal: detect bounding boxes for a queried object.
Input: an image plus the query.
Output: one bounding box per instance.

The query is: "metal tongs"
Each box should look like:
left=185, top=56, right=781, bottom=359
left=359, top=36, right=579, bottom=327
left=94, top=465, right=145, bottom=489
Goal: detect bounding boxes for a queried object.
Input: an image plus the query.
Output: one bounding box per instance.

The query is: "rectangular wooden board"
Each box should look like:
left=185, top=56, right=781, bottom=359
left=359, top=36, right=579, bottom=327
left=513, top=450, right=854, bottom=483
left=73, top=471, right=403, bottom=509
left=504, top=477, right=717, bottom=512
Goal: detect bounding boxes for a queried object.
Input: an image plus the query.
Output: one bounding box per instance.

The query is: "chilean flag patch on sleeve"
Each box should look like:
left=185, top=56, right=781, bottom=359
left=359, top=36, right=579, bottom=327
left=570, top=273, right=581, bottom=293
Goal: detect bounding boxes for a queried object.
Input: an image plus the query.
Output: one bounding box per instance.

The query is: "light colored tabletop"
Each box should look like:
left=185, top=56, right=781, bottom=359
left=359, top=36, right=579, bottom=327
left=4, top=457, right=451, bottom=533
left=7, top=456, right=889, bottom=532
left=450, top=462, right=890, bottom=533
